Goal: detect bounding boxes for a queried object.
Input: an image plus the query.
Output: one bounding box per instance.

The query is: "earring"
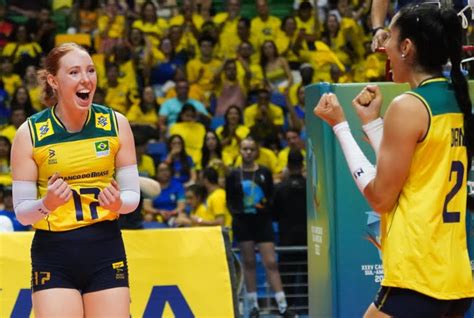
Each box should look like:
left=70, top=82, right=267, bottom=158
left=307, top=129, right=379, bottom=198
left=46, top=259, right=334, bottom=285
left=401, top=53, right=406, bottom=59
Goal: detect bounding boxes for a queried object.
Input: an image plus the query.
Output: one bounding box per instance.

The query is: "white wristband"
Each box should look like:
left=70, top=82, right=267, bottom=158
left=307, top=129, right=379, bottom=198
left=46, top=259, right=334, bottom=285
left=362, top=117, right=384, bottom=156
left=13, top=180, right=51, bottom=225
left=116, top=164, right=140, bottom=214
left=333, top=121, right=376, bottom=193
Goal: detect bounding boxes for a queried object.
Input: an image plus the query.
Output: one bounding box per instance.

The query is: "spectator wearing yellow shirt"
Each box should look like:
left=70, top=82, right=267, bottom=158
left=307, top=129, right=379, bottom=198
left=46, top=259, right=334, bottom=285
left=107, top=41, right=139, bottom=91
left=0, top=58, right=22, bottom=98
left=244, top=88, right=284, bottom=128
left=276, top=129, right=306, bottom=174
left=175, top=183, right=207, bottom=226
left=216, top=105, right=250, bottom=166
left=237, top=18, right=260, bottom=64
left=260, top=40, right=293, bottom=94
left=103, top=63, right=134, bottom=114
left=186, top=36, right=222, bottom=101
left=24, top=66, right=43, bottom=112
left=321, top=13, right=363, bottom=70
left=287, top=63, right=313, bottom=107
left=213, top=0, right=241, bottom=59
left=97, top=0, right=126, bottom=53
left=126, top=86, right=160, bottom=138
left=132, top=1, right=169, bottom=48
left=276, top=16, right=305, bottom=70
left=295, top=1, right=321, bottom=44
left=1, top=24, right=42, bottom=76
left=169, top=104, right=206, bottom=166
left=236, top=41, right=264, bottom=93
left=169, top=0, right=204, bottom=41
left=202, top=167, right=232, bottom=228
left=251, top=0, right=281, bottom=49
left=169, top=24, right=198, bottom=62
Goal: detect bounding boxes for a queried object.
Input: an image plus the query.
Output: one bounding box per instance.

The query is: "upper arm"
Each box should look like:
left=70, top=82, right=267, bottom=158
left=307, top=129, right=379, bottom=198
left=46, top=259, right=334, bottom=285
left=11, top=122, right=37, bottom=181
left=364, top=94, right=429, bottom=212
left=115, top=112, right=137, bottom=168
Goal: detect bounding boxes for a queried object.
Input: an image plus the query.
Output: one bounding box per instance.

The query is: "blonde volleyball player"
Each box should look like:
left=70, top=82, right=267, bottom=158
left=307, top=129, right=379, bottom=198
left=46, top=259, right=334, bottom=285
left=11, top=43, right=140, bottom=317
left=314, top=5, right=474, bottom=318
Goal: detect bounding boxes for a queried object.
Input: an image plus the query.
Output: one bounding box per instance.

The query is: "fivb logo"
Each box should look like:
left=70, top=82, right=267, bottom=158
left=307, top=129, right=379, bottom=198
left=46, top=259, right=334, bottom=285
left=94, top=140, right=110, bottom=157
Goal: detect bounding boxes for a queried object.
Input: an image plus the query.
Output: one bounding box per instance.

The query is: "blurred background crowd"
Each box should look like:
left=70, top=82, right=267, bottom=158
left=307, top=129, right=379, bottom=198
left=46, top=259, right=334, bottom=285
left=0, top=0, right=397, bottom=233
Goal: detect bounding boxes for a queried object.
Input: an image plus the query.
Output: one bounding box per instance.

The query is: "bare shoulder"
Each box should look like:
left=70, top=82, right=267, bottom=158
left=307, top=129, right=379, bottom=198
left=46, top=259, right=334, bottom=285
left=12, top=121, right=32, bottom=150
left=384, top=93, right=430, bottom=141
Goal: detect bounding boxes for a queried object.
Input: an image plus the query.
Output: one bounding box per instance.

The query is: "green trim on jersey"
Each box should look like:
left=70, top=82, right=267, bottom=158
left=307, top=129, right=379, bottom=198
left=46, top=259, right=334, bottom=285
left=410, top=78, right=461, bottom=116
left=28, top=104, right=119, bottom=147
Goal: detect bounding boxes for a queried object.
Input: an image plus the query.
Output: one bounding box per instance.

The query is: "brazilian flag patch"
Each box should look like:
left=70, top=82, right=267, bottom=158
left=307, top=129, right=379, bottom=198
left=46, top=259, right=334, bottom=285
left=94, top=140, right=110, bottom=157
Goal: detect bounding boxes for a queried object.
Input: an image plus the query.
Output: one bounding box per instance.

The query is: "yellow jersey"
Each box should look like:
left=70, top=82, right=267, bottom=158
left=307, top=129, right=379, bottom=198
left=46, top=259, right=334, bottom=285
left=381, top=78, right=474, bottom=299
left=28, top=104, right=120, bottom=231
left=206, top=188, right=232, bottom=228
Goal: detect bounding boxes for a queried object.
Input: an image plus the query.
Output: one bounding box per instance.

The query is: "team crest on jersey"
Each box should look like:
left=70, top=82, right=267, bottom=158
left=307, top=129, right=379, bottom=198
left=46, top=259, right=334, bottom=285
left=95, top=140, right=110, bottom=157
left=95, top=113, right=111, bottom=131
left=35, top=119, right=54, bottom=141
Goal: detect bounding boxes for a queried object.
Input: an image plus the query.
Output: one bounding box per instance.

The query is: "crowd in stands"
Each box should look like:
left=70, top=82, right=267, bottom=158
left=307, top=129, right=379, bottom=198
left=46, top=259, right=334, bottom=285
left=0, top=0, right=391, bottom=234
left=0, top=0, right=397, bottom=313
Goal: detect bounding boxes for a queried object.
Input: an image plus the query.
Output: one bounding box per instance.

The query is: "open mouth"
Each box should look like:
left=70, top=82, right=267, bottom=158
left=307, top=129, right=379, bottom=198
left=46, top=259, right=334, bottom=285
left=76, top=92, right=90, bottom=100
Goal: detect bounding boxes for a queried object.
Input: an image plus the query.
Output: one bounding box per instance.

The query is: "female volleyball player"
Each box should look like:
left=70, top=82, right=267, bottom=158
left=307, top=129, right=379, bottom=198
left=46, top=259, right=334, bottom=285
left=11, top=43, right=139, bottom=317
left=314, top=5, right=474, bottom=318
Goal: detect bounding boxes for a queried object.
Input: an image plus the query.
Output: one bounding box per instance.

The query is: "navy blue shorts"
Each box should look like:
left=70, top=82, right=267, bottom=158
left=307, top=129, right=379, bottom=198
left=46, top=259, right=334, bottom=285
left=31, top=220, right=129, bottom=294
left=232, top=213, right=275, bottom=243
left=374, top=286, right=472, bottom=318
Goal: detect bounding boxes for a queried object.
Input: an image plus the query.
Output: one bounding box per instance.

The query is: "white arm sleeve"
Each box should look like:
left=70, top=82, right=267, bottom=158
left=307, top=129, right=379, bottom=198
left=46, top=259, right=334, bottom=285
left=333, top=121, right=376, bottom=193
left=116, top=164, right=140, bottom=214
left=362, top=117, right=384, bottom=156
left=13, top=181, right=50, bottom=226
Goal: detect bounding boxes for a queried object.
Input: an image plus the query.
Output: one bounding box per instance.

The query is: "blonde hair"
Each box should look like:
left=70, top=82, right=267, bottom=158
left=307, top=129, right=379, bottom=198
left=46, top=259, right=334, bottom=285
left=38, top=43, right=89, bottom=107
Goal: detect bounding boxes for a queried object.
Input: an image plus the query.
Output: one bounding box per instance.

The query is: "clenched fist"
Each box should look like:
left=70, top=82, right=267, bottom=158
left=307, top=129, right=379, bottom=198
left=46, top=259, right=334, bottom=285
left=313, top=93, right=346, bottom=127
left=99, top=180, right=122, bottom=212
left=43, top=172, right=72, bottom=211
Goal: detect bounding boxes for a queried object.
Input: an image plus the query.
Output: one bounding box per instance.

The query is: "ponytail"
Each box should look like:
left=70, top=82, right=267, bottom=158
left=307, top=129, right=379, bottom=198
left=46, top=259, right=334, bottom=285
left=441, top=9, right=474, bottom=161
left=37, top=69, right=57, bottom=107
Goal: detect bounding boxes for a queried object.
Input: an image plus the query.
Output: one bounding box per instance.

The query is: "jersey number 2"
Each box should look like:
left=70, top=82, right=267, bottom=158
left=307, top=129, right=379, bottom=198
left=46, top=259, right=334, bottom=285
left=442, top=161, right=464, bottom=223
left=72, top=187, right=100, bottom=221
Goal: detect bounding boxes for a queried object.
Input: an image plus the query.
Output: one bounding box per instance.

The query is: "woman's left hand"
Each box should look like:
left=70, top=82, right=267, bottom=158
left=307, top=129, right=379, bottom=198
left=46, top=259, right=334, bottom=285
left=99, top=180, right=122, bottom=212
left=313, top=93, right=346, bottom=126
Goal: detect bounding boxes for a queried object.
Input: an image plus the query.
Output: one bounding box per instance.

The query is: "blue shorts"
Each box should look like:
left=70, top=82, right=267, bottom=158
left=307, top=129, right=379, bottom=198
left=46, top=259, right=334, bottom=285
left=374, top=286, right=472, bottom=318
left=31, top=220, right=129, bottom=294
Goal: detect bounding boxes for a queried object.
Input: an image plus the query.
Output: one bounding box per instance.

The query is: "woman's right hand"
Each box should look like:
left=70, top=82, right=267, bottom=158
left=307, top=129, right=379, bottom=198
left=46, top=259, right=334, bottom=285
left=313, top=93, right=346, bottom=127
left=352, top=85, right=383, bottom=125
left=43, top=172, right=72, bottom=211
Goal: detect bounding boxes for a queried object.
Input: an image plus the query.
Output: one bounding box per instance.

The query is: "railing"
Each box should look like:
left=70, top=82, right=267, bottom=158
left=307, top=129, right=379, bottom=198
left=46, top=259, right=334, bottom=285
left=232, top=246, right=309, bottom=317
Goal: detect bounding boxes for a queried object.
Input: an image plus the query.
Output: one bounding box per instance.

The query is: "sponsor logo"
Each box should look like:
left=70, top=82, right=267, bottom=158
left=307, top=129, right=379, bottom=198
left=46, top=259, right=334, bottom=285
left=48, top=149, right=57, bottom=165
left=112, top=261, right=126, bottom=280
left=94, top=141, right=110, bottom=157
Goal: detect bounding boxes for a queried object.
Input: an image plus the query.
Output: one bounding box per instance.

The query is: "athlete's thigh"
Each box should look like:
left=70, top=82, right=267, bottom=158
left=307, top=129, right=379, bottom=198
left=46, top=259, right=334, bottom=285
left=364, top=303, right=392, bottom=318
left=83, top=287, right=130, bottom=318
left=32, top=288, right=83, bottom=318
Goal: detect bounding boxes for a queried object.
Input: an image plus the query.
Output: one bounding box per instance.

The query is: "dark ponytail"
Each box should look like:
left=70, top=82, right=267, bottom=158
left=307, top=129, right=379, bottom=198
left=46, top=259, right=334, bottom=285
left=441, top=9, right=474, bottom=160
